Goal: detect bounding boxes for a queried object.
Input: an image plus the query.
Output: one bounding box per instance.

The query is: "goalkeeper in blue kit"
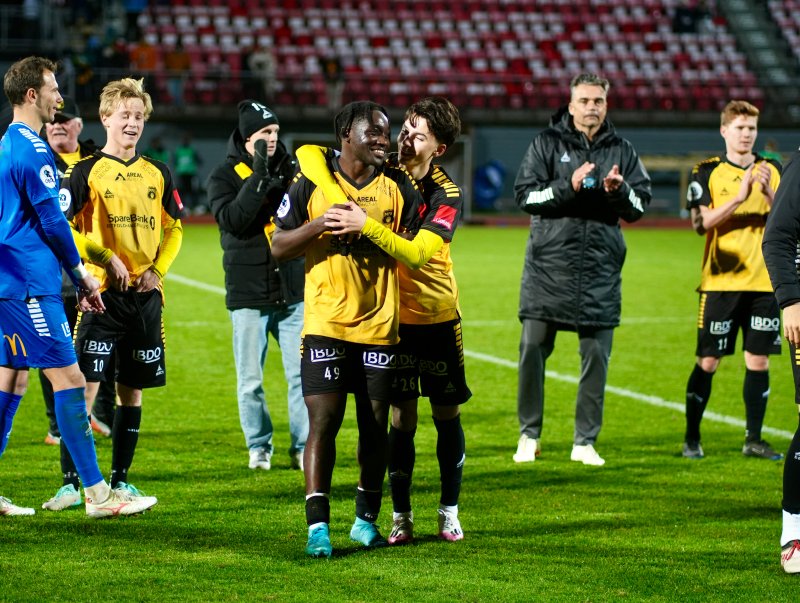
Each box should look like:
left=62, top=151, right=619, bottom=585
left=0, top=56, right=155, bottom=518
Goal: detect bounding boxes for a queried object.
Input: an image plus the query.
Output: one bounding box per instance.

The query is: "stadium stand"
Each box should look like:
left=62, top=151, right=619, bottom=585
left=132, top=0, right=764, bottom=114
left=769, top=0, right=800, bottom=66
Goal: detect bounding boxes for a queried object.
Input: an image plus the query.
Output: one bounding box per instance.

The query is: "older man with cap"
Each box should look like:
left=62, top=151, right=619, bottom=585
left=206, top=100, right=307, bottom=471
left=45, top=96, right=94, bottom=175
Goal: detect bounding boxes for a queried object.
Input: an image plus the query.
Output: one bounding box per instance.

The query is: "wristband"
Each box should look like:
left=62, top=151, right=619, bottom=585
left=71, top=262, right=89, bottom=281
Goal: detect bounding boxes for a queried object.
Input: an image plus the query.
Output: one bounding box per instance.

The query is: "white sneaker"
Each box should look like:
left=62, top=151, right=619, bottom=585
left=782, top=540, right=800, bottom=574
left=571, top=444, right=605, bottom=466
left=437, top=506, right=464, bottom=542
left=290, top=450, right=304, bottom=471
left=0, top=496, right=34, bottom=516
left=42, top=484, right=82, bottom=511
left=85, top=488, right=157, bottom=519
left=388, top=511, right=414, bottom=545
left=513, top=434, right=540, bottom=463
left=249, top=448, right=272, bottom=470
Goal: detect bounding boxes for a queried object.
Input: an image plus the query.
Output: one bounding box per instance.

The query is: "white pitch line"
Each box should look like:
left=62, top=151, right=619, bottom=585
left=167, top=273, right=793, bottom=441
left=620, top=316, right=695, bottom=325
left=464, top=317, right=693, bottom=327
left=167, top=272, right=226, bottom=296
left=464, top=352, right=794, bottom=440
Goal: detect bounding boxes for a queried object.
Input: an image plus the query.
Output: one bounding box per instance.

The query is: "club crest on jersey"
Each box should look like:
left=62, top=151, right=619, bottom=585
left=277, top=194, right=290, bottom=218
left=39, top=164, right=56, bottom=188
left=382, top=209, right=394, bottom=225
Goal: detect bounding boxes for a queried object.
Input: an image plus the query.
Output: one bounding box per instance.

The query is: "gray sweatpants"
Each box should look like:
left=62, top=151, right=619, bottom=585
left=516, top=318, right=614, bottom=446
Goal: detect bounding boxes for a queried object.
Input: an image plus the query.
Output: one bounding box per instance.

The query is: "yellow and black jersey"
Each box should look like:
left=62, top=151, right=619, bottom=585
left=686, top=153, right=781, bottom=292
left=276, top=155, right=422, bottom=345
left=396, top=162, right=463, bottom=325
left=61, top=151, right=184, bottom=293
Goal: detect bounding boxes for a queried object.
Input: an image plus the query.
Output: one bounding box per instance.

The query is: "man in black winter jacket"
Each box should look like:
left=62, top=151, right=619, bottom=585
left=207, top=101, right=308, bottom=472
left=512, top=73, right=651, bottom=467
left=763, top=150, right=800, bottom=573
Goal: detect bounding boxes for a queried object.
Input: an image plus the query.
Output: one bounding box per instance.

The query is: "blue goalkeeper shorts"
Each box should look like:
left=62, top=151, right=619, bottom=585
left=0, top=295, right=76, bottom=369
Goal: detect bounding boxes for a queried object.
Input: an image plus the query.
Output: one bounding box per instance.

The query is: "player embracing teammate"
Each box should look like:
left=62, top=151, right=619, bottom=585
left=294, top=97, right=469, bottom=555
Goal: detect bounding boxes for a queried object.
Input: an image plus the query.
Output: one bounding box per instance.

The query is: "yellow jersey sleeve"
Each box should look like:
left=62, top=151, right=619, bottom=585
left=295, top=145, right=350, bottom=205
left=152, top=215, right=183, bottom=279
left=361, top=217, right=443, bottom=269
left=70, top=223, right=114, bottom=265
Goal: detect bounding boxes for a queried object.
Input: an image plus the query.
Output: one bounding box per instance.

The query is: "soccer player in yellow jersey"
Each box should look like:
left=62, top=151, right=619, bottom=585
left=55, top=77, right=183, bottom=507
left=313, top=97, right=469, bottom=544
left=38, top=96, right=120, bottom=512
left=271, top=101, right=422, bottom=558
left=684, top=100, right=782, bottom=460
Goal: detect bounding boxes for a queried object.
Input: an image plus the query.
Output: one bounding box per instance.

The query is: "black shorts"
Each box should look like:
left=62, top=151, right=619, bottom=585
left=695, top=291, right=781, bottom=357
left=300, top=334, right=396, bottom=402
left=395, top=320, right=472, bottom=406
left=74, top=289, right=166, bottom=389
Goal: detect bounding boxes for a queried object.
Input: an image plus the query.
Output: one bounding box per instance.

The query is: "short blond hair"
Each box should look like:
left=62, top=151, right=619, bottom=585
left=721, top=100, right=759, bottom=127
left=98, top=77, right=153, bottom=121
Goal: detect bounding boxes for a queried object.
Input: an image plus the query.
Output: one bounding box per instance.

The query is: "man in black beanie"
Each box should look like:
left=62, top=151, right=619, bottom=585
left=207, top=100, right=308, bottom=472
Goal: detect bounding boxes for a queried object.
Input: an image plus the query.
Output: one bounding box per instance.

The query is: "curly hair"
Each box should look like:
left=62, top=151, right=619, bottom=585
left=333, top=100, right=389, bottom=144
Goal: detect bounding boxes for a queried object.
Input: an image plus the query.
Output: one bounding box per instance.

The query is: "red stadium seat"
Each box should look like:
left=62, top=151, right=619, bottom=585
left=134, top=0, right=766, bottom=112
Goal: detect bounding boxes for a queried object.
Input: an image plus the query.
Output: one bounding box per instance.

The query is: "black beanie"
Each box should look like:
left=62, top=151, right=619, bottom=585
left=238, top=100, right=279, bottom=140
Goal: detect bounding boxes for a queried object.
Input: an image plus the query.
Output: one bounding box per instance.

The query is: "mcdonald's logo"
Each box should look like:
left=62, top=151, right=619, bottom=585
left=3, top=333, right=27, bottom=357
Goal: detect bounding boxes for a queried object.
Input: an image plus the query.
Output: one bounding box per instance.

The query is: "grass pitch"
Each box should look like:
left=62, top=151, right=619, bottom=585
left=1, top=224, right=798, bottom=602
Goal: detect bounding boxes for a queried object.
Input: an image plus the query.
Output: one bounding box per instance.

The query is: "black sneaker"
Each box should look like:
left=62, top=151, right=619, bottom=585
left=682, top=440, right=704, bottom=459
left=742, top=439, right=784, bottom=460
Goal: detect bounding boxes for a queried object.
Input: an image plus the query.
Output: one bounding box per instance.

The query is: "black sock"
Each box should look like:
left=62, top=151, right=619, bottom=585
left=59, top=440, right=80, bottom=490
left=306, top=495, right=330, bottom=526
left=785, top=416, right=800, bottom=513
left=743, top=369, right=769, bottom=442
left=388, top=425, right=415, bottom=514
left=433, top=415, right=465, bottom=507
left=685, top=364, right=713, bottom=443
left=355, top=487, right=382, bottom=523
left=110, top=406, right=141, bottom=488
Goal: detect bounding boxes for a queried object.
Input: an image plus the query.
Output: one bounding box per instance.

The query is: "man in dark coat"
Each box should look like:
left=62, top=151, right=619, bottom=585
left=512, top=73, right=651, bottom=466
left=206, top=101, right=308, bottom=471
left=762, top=149, right=800, bottom=573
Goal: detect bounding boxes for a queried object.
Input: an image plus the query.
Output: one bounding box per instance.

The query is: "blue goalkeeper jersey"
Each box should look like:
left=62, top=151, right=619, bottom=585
left=0, top=122, right=81, bottom=300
